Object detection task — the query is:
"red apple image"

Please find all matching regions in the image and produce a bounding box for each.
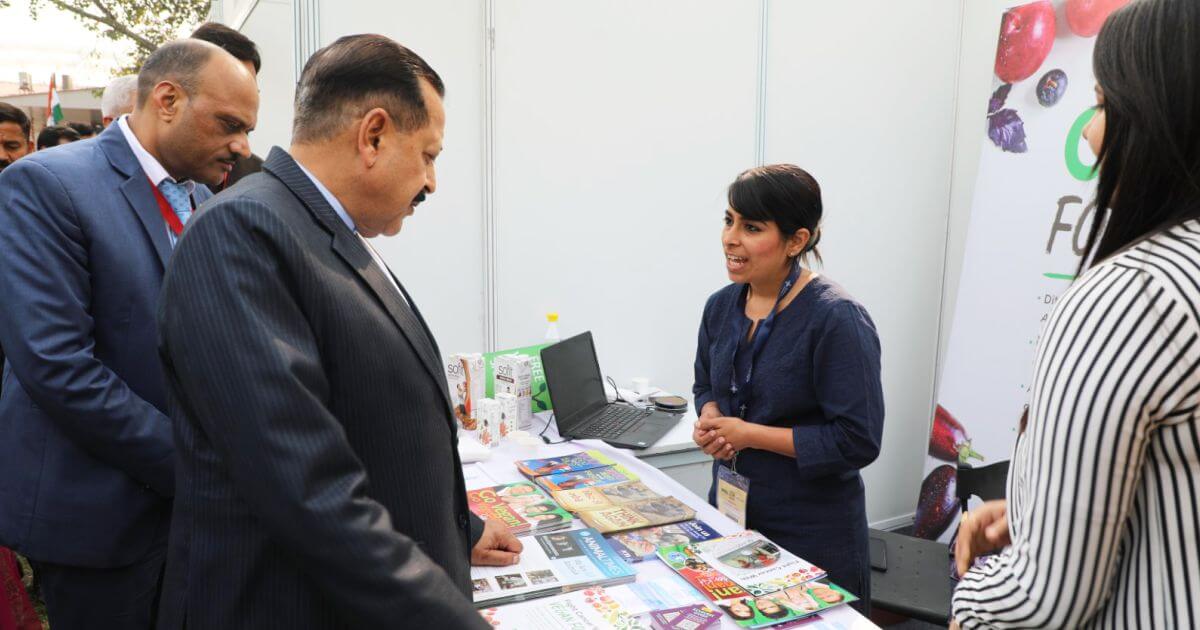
[994,1,1057,84]
[1067,0,1131,37]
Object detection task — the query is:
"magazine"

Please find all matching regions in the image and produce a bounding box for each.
[712,581,857,628]
[552,480,662,512]
[467,482,574,535]
[478,587,648,630]
[692,531,826,596]
[606,520,720,563]
[517,449,618,479]
[577,496,696,534]
[535,465,639,493]
[471,528,637,607]
[656,543,748,602]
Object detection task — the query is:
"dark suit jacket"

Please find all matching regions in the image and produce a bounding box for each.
[0,125,210,567]
[219,152,263,191]
[156,148,488,630]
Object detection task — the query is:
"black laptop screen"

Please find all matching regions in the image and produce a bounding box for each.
[540,331,607,433]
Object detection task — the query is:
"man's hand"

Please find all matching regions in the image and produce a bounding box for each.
[471,518,523,566]
[697,416,756,460]
[955,499,1010,577]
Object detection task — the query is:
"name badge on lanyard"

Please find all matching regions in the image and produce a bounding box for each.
[718,262,802,527]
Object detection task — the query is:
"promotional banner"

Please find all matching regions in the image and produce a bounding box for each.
[914,0,1129,542]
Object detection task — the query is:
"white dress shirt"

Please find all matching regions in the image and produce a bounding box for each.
[117,115,195,246]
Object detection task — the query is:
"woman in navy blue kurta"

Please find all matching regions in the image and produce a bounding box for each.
[693,165,884,613]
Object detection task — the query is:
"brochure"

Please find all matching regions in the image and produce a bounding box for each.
[517,449,618,479]
[606,520,721,563]
[471,528,637,607]
[692,531,826,596]
[656,543,748,602]
[478,587,647,630]
[577,496,696,534]
[552,480,662,512]
[535,465,639,493]
[713,581,857,628]
[467,481,574,535]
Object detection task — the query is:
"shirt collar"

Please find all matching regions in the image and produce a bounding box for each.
[116,115,195,195]
[294,159,356,233]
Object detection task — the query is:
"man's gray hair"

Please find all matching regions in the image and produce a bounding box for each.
[101,75,138,119]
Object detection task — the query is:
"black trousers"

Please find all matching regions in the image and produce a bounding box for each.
[31,539,166,630]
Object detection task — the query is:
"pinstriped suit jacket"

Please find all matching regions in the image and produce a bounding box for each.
[155,148,488,630]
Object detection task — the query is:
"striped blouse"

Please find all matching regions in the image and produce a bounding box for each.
[952,220,1200,628]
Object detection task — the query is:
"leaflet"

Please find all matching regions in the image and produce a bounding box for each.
[517,449,618,479]
[692,531,826,596]
[467,481,574,535]
[471,528,636,607]
[606,520,721,563]
[713,581,857,628]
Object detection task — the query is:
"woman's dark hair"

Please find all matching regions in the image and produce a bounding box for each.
[1079,0,1200,272]
[728,164,824,266]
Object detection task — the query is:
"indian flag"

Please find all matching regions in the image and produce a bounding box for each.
[46,74,63,126]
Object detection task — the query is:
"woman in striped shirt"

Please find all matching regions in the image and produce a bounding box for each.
[951,1,1200,627]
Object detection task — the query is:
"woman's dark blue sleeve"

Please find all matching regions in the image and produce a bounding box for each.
[693,295,717,414]
[792,302,884,479]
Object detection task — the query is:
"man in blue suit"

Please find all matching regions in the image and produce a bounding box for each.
[0,39,258,630]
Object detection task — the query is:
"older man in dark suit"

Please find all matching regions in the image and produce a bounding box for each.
[0,40,258,629]
[155,35,521,629]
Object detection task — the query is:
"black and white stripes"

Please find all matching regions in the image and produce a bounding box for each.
[953,220,1200,628]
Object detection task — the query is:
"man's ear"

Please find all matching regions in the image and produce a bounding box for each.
[357,108,390,168]
[151,81,187,122]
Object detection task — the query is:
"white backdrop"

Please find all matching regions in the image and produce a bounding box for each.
[223,0,982,527]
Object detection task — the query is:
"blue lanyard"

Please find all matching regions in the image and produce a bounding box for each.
[730,262,802,418]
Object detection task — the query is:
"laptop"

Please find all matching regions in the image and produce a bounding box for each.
[540,331,680,449]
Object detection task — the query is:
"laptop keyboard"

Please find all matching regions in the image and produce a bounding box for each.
[581,405,650,440]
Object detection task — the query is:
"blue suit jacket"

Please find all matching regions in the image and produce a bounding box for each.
[0,124,211,567]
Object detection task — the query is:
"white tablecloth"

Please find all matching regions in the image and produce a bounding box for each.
[464,436,878,629]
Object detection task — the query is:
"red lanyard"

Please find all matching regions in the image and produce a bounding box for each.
[147,177,187,236]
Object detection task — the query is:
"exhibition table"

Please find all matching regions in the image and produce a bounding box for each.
[462,435,879,629]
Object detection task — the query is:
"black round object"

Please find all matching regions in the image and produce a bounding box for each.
[650,395,688,413]
[1036,69,1068,107]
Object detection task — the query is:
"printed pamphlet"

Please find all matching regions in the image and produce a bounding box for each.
[471,528,636,607]
[693,531,826,596]
[606,520,720,563]
[467,482,574,535]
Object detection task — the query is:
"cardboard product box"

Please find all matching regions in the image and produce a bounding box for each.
[475,398,501,448]
[495,392,519,438]
[494,354,534,431]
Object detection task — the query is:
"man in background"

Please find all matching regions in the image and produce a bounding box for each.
[155,34,518,629]
[0,102,32,396]
[100,75,138,127]
[191,21,264,190]
[0,40,258,630]
[66,122,97,139]
[0,103,32,173]
[36,124,81,149]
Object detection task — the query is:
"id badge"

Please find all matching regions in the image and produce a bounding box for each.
[716,464,750,527]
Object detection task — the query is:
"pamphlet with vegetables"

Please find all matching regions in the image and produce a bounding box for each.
[691,531,825,596]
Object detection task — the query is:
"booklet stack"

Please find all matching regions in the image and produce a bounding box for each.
[517,450,642,493]
[467,481,575,534]
[517,451,697,534]
[657,531,857,628]
[471,528,637,608]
